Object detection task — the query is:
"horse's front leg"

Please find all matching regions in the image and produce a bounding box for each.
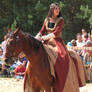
[45,87,57,92]
[45,88,51,92]
[52,87,57,92]
[31,87,41,92]
[31,80,41,92]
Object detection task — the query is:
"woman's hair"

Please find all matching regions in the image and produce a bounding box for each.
[47,2,62,18]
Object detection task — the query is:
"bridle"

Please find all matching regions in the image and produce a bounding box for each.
[5,35,20,61]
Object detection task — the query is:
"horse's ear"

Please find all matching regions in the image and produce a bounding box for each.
[14,27,20,36]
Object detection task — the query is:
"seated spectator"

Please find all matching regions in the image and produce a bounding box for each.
[0,48,3,59]
[82,28,87,40]
[14,62,26,79]
[71,39,76,46]
[8,27,12,33]
[67,42,72,47]
[76,33,85,47]
[1,35,8,54]
[82,32,89,57]
[88,33,91,40]
[67,39,76,51]
[82,31,88,43]
[0,48,3,72]
[76,33,85,60]
[0,47,10,77]
[0,35,12,77]
[18,52,28,68]
[9,52,28,77]
[83,40,92,82]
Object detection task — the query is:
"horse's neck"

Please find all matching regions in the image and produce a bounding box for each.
[24,43,49,66]
[20,34,49,67]
[21,37,41,62]
[25,48,45,70]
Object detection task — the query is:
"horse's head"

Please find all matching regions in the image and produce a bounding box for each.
[3,28,43,65]
[3,28,23,65]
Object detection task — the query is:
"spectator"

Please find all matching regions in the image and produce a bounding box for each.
[18,52,28,68]
[10,52,28,76]
[83,40,92,82]
[82,32,88,56]
[67,42,72,47]
[82,31,88,43]
[0,35,10,77]
[81,28,87,39]
[0,48,3,72]
[14,62,26,79]
[71,39,76,46]
[1,35,8,55]
[76,33,85,47]
[0,48,3,57]
[88,33,91,40]
[76,33,85,59]
[8,27,12,33]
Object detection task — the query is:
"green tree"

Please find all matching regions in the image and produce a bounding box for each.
[0,0,92,44]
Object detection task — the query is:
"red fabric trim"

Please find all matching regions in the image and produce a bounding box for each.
[54,38,69,92]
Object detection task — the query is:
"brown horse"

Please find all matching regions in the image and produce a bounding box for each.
[3,28,55,92]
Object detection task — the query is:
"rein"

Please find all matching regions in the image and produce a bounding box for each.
[6,36,18,59]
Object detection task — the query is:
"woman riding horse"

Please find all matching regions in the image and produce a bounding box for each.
[35,2,86,92]
[35,3,69,92]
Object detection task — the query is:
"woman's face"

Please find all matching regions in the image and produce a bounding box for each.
[53,5,60,18]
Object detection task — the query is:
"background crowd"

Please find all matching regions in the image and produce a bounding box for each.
[67,28,92,83]
[0,48,28,79]
[0,29,28,79]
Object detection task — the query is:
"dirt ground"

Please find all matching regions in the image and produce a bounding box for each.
[0,78,92,92]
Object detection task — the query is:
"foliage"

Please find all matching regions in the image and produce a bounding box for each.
[0,0,92,43]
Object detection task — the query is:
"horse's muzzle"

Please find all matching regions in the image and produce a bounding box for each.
[3,57,16,65]
[3,58,11,66]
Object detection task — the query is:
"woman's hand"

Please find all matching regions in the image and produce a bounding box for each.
[37,36,43,41]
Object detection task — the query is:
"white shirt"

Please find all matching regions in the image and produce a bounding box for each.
[76,40,85,47]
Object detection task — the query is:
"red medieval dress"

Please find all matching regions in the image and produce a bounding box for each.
[39,17,86,92]
[39,17,70,92]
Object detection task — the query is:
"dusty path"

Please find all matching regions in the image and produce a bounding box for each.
[0,78,92,92]
[0,78,23,92]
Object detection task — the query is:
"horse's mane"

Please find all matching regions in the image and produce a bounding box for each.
[28,33,44,52]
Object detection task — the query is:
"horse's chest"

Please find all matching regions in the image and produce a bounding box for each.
[29,66,43,79]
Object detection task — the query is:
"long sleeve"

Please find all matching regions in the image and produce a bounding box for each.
[53,18,64,36]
